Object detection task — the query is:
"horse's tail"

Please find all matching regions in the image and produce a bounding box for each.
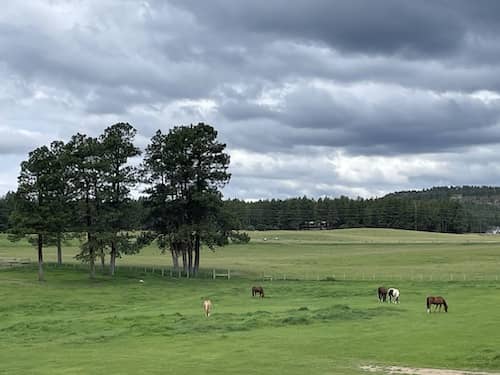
[426,297,431,312]
[442,298,448,312]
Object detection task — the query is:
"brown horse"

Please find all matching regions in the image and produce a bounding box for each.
[252,286,265,298]
[377,286,388,302]
[426,296,448,313]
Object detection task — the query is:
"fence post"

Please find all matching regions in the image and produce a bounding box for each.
[228,269,231,280]
[213,269,216,280]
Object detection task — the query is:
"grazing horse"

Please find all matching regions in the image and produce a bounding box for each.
[203,299,213,317]
[388,288,400,303]
[377,286,388,302]
[252,286,265,298]
[426,296,448,313]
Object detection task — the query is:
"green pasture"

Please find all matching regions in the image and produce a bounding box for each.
[1,228,500,280]
[1,229,500,374]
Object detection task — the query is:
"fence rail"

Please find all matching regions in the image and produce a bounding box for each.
[0,257,31,268]
[2,261,499,282]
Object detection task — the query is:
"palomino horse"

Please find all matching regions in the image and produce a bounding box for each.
[377,286,388,302]
[203,299,213,317]
[252,286,265,298]
[426,296,448,313]
[388,288,400,303]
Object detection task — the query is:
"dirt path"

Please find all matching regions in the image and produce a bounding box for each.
[361,365,500,375]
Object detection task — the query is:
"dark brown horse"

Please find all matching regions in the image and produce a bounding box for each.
[377,286,388,302]
[426,296,448,313]
[252,286,265,298]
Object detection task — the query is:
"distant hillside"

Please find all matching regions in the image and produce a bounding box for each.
[387,185,500,204]
[386,186,500,233]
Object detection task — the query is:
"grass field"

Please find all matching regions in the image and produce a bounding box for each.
[1,229,500,374]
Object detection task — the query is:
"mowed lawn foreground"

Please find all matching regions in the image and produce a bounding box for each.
[1,229,500,374]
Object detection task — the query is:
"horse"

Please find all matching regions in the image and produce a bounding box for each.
[252,286,265,298]
[377,286,388,302]
[203,299,213,317]
[426,296,448,313]
[388,288,400,303]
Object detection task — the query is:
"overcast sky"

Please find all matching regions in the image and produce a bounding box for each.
[2,1,500,200]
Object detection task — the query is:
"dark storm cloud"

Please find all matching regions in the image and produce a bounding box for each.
[2,1,500,198]
[171,0,500,58]
[217,82,500,154]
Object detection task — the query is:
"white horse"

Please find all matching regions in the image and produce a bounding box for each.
[203,299,213,317]
[388,288,400,303]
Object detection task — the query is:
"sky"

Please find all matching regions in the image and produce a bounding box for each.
[2,1,500,200]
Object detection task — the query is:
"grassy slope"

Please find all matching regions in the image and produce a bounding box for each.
[1,229,500,374]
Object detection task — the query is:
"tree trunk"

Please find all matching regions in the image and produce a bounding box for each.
[193,234,200,275]
[100,252,105,271]
[110,242,117,276]
[56,233,62,265]
[181,248,187,275]
[187,244,193,277]
[89,254,95,278]
[88,233,95,279]
[37,233,44,282]
[171,249,179,272]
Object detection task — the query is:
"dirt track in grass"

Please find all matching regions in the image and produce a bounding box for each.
[361,365,500,375]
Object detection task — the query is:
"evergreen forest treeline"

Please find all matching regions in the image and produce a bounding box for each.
[3,186,500,235]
